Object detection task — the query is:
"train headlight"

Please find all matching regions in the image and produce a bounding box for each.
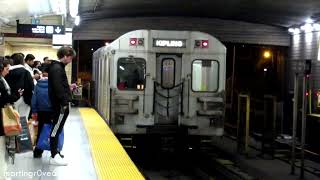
[138,38,144,45]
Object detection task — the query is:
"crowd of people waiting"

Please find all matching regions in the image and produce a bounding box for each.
[0,46,76,179]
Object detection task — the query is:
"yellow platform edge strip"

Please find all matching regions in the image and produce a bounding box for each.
[79,108,145,180]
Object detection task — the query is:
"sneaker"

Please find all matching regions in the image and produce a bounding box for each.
[49,154,68,166]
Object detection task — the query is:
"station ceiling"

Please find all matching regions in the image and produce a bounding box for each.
[0,1,319,29]
[78,0,320,27]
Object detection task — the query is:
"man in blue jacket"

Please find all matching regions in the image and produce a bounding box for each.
[48,46,76,166]
[31,64,53,158]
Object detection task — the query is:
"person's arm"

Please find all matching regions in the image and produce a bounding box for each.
[50,67,68,107]
[6,91,20,104]
[0,86,20,106]
[24,71,34,105]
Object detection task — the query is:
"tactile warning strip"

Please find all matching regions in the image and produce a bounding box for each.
[79,108,144,180]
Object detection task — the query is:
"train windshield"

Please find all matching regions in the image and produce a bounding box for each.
[117,57,146,91]
[161,58,175,88]
[192,59,219,92]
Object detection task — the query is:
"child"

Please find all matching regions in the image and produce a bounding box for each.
[31,64,53,158]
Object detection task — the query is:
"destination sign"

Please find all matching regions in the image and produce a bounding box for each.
[17,24,65,35]
[153,39,186,48]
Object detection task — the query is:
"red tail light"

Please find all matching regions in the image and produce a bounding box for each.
[201,40,209,48]
[195,40,209,48]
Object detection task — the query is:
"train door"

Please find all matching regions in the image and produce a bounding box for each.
[154,54,182,125]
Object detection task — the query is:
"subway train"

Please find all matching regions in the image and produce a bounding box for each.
[92,30,226,137]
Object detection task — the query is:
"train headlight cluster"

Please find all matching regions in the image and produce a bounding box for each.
[194,40,209,48]
[129,38,144,46]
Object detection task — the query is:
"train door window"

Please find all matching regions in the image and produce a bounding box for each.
[117,57,146,91]
[161,58,175,88]
[192,60,219,92]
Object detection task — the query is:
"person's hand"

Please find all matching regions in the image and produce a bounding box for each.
[70,83,77,91]
[18,88,24,96]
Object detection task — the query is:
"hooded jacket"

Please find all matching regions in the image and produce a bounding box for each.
[48,61,72,109]
[5,65,34,105]
[31,78,53,113]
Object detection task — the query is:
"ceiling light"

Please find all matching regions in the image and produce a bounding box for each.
[313,23,320,31]
[303,23,313,33]
[69,0,79,18]
[74,15,80,26]
[293,28,300,34]
[28,0,51,15]
[263,51,271,58]
[49,0,67,16]
[306,18,313,24]
[288,28,299,34]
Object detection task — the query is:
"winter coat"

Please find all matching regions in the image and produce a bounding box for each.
[48,61,72,109]
[31,78,53,113]
[5,65,34,105]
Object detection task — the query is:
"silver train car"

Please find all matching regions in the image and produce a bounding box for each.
[93,30,226,136]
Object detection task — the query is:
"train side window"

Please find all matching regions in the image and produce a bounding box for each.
[117,57,146,91]
[161,58,175,88]
[192,60,219,92]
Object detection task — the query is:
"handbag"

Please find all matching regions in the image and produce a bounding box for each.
[2,105,21,136]
[36,123,64,151]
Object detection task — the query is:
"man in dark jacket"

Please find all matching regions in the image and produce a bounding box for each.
[48,46,75,166]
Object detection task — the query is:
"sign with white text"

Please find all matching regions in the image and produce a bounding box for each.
[17,24,65,35]
[153,39,186,48]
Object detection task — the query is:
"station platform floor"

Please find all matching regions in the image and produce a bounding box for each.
[211,135,320,180]
[4,108,144,180]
